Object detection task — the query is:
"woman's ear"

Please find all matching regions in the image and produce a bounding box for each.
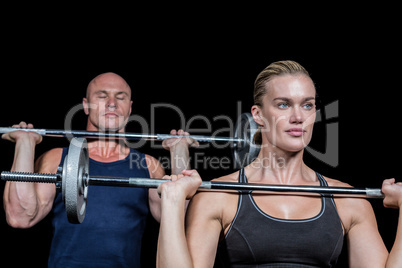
[251,105,264,126]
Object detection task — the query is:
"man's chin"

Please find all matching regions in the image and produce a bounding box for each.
[98,126,122,133]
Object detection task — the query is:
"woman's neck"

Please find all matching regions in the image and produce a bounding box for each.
[247,144,315,185]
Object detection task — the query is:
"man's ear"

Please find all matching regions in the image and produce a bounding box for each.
[83,98,89,115]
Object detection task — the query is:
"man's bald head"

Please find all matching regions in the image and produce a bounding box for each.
[83,72,133,132]
[86,72,131,99]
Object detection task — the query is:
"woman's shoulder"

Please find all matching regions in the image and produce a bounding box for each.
[319,173,376,230]
[211,170,240,183]
[319,173,353,188]
[190,170,240,206]
[187,171,241,227]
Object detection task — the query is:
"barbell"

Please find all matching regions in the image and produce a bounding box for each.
[0,113,260,169]
[1,137,384,224]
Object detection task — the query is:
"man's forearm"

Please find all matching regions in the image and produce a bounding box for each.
[4,138,39,227]
[170,144,190,175]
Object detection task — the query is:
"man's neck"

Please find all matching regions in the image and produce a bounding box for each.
[87,139,130,162]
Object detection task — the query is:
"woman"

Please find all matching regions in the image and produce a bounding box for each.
[156,61,402,267]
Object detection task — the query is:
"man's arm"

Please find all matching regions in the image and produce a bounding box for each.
[146,154,166,223]
[2,123,59,228]
[148,129,197,222]
[162,129,198,174]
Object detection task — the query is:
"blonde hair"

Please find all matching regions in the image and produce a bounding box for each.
[253,60,312,144]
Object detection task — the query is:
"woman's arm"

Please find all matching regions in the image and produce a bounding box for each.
[382,178,402,268]
[345,178,402,268]
[344,197,388,268]
[157,170,224,268]
[156,170,202,268]
[185,190,226,267]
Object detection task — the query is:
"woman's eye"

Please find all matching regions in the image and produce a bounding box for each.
[278,103,289,109]
[303,103,314,109]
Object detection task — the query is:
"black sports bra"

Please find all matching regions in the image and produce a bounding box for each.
[215,169,344,267]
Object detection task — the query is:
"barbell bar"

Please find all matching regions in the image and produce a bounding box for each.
[1,138,384,224]
[0,127,243,143]
[0,113,260,169]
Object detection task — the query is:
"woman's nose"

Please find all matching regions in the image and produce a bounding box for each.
[290,107,303,124]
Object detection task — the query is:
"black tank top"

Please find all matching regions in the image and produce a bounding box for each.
[216,169,344,268]
[48,148,150,268]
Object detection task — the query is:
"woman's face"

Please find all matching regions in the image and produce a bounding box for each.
[252,74,316,153]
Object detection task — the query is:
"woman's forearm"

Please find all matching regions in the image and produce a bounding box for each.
[386,209,402,268]
[157,193,193,268]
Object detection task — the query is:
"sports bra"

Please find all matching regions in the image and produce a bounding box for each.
[215,169,344,267]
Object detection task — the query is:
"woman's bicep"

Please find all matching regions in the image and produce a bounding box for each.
[347,199,388,268]
[185,192,223,268]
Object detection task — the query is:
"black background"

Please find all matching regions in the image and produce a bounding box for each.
[1,11,401,267]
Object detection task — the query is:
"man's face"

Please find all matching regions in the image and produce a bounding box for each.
[83,74,132,132]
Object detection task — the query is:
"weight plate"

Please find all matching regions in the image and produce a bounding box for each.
[233,113,260,169]
[62,138,89,224]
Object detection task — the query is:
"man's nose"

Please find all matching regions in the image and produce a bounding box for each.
[107,98,116,109]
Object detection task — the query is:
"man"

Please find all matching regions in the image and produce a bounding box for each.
[2,72,195,267]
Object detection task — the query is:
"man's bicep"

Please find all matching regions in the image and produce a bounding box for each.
[145,154,165,179]
[145,154,165,222]
[35,148,63,173]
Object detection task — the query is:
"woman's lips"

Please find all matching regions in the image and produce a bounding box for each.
[285,128,306,137]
